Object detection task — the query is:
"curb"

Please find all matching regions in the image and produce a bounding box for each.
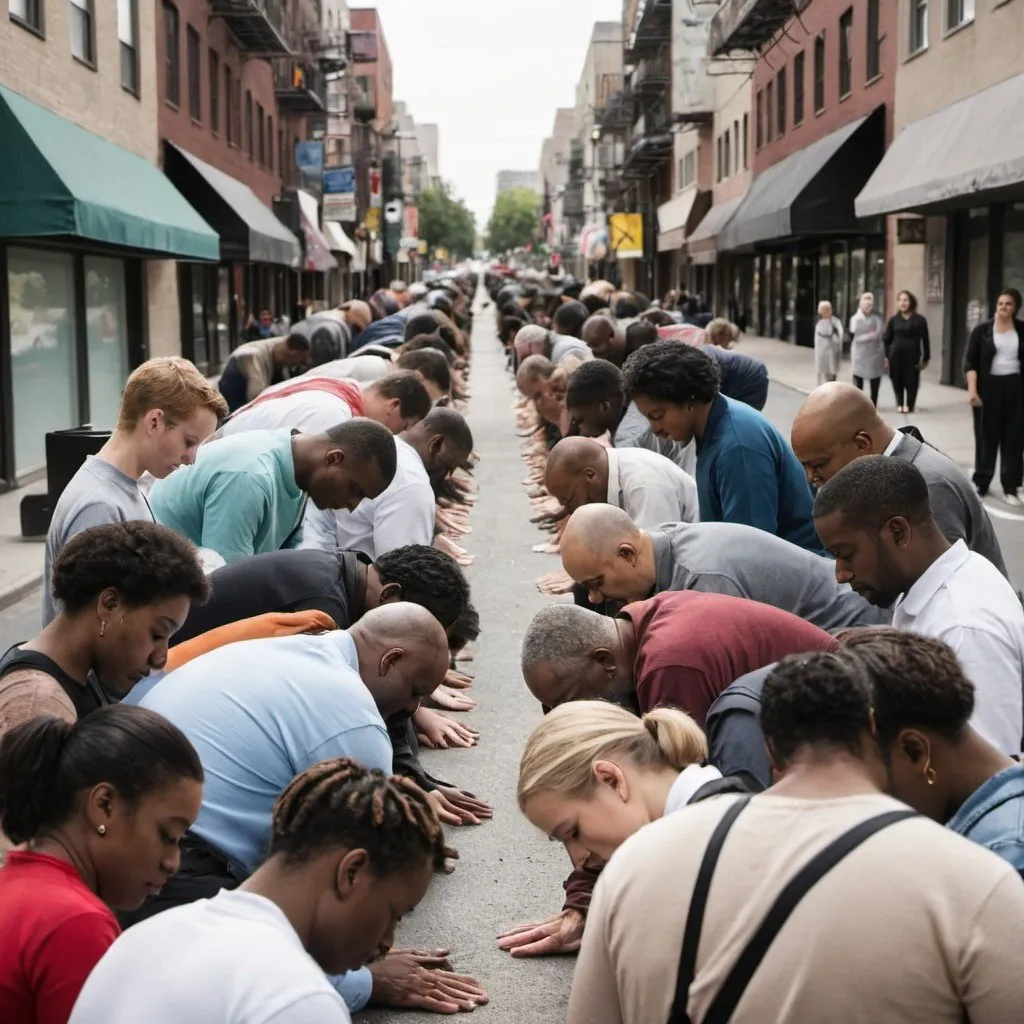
[0,572,42,613]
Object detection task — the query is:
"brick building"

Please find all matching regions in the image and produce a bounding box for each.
[0,0,218,487]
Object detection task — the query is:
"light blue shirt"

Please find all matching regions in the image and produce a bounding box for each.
[139,629,390,1012]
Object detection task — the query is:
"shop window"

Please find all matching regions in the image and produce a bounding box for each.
[909,0,928,55]
[793,51,805,125]
[10,0,44,36]
[118,0,139,95]
[945,0,974,31]
[839,8,853,98]
[776,67,786,136]
[833,247,849,326]
[187,25,201,121]
[163,1,180,106]
[964,208,990,335]
[69,0,94,66]
[866,249,886,320]
[85,257,129,431]
[814,32,826,113]
[8,248,80,474]
[1003,204,1024,307]
[866,0,881,79]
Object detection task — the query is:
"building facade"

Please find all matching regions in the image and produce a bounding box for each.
[856,0,1024,385]
[540,108,576,252]
[496,170,543,197]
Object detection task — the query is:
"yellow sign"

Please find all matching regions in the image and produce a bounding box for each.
[365,207,381,233]
[435,247,449,261]
[609,212,643,260]
[418,239,429,255]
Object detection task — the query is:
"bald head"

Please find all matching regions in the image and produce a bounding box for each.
[791,382,895,488]
[544,437,609,512]
[560,505,654,603]
[514,324,550,359]
[582,314,626,366]
[348,603,449,719]
[340,299,373,332]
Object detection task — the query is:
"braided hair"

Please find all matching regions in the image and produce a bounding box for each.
[270,758,450,874]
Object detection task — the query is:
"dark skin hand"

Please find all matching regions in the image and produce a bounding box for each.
[430,785,493,826]
[497,909,585,957]
[369,949,489,1013]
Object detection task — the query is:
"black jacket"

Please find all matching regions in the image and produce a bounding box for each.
[963,317,1024,393]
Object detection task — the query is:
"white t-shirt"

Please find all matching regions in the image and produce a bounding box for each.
[991,328,1020,376]
[217,385,356,437]
[69,889,351,1024]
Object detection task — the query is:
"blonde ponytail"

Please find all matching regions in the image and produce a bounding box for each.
[517,700,707,810]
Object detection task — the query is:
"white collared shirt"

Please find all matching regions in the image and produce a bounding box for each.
[606,446,700,530]
[893,540,1024,753]
[881,431,902,457]
[664,764,724,815]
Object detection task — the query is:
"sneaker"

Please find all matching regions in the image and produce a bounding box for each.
[1004,493,1022,507]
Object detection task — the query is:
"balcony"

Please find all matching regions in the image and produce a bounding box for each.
[627,0,672,59]
[634,51,671,97]
[210,0,291,56]
[596,76,633,136]
[622,114,673,178]
[274,59,326,113]
[708,0,810,57]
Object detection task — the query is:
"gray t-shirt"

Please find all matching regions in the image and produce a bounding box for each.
[651,522,891,632]
[614,402,697,476]
[549,335,592,365]
[43,456,154,626]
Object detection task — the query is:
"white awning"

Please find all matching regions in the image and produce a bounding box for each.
[295,189,338,272]
[324,220,358,259]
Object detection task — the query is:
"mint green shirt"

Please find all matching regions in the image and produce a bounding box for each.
[150,429,307,564]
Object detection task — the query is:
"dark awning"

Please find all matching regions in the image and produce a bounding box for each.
[718,107,885,252]
[856,72,1024,217]
[685,193,746,263]
[0,85,218,259]
[163,142,300,267]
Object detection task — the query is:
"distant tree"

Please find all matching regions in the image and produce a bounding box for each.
[417,182,478,260]
[486,187,540,254]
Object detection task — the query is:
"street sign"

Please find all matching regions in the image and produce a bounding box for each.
[610,212,643,260]
[384,200,403,225]
[323,165,356,223]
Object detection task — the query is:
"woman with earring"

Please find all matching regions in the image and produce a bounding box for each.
[0,705,204,1023]
[843,628,1024,874]
[883,289,930,413]
[0,522,209,739]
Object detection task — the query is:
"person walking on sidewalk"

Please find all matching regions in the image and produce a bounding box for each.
[813,301,844,386]
[884,290,931,413]
[964,288,1024,504]
[849,292,885,405]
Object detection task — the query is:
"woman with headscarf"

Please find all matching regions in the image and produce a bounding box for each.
[849,292,885,406]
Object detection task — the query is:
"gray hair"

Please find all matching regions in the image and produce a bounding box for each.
[521,604,616,683]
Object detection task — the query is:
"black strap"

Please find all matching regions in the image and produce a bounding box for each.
[668,796,752,1023]
[0,644,111,720]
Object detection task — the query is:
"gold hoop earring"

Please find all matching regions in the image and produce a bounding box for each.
[99,620,106,638]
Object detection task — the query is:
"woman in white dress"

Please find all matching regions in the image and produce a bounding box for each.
[849,292,886,406]
[814,300,844,386]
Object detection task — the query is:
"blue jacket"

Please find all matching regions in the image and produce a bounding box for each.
[946,765,1024,876]
[349,311,407,351]
[705,347,769,411]
[696,394,823,553]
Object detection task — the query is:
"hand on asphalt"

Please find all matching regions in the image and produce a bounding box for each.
[497,909,585,957]
[368,949,488,1013]
[414,707,480,749]
[536,569,575,595]
[426,684,477,712]
[431,785,493,826]
[444,667,475,689]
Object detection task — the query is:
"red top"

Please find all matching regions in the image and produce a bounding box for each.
[242,376,365,417]
[621,591,837,727]
[0,851,120,1024]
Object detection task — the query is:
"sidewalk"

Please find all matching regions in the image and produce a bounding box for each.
[0,479,46,612]
[740,333,977,472]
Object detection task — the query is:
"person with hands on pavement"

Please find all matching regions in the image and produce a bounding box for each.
[70,757,488,1023]
[0,705,204,1024]
[499,701,732,959]
[582,313,627,365]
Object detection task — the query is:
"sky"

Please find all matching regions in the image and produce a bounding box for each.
[361,0,624,230]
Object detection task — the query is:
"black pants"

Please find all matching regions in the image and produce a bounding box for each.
[217,358,249,413]
[888,344,920,411]
[853,375,881,405]
[973,374,1024,495]
[117,834,243,930]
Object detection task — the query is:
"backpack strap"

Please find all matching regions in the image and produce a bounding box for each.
[667,795,752,1024]
[700,809,918,1024]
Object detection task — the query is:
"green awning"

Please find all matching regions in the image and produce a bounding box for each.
[0,85,219,260]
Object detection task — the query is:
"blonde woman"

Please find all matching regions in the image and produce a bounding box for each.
[705,318,741,349]
[498,701,747,958]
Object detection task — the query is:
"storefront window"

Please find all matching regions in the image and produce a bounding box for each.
[8,248,80,474]
[85,257,128,430]
[866,249,886,319]
[964,208,989,335]
[817,251,832,308]
[191,264,210,370]
[833,248,849,327]
[215,266,231,371]
[752,258,762,334]
[850,248,866,315]
[1003,203,1024,304]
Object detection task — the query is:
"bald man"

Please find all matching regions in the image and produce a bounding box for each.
[791,382,1007,577]
[559,504,889,631]
[517,354,570,429]
[582,314,627,365]
[514,324,591,366]
[544,436,698,529]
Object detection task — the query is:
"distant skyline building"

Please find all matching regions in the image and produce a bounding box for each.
[496,169,543,197]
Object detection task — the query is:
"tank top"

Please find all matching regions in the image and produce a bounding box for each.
[0,645,112,721]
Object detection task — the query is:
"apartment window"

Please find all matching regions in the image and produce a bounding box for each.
[678,149,695,188]
[909,0,928,54]
[945,0,973,31]
[732,119,740,174]
[279,128,285,176]
[224,67,234,144]
[69,0,94,65]
[10,0,44,36]
[268,116,274,171]
[245,90,254,160]
[776,68,787,136]
[793,51,805,124]
[118,0,138,94]
[209,50,219,132]
[755,89,764,148]
[234,80,242,146]
[186,26,201,121]
[163,2,180,107]
[256,103,265,166]
[723,131,731,179]
[716,135,723,182]
[814,32,826,113]
[866,0,881,79]
[742,112,749,168]
[766,80,774,142]
[839,8,853,97]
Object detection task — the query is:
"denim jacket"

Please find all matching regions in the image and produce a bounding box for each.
[946,765,1024,876]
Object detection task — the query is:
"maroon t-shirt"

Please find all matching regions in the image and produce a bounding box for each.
[621,590,838,726]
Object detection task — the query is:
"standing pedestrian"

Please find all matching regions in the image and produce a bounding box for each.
[849,292,885,405]
[964,288,1024,504]
[813,301,844,386]
[884,290,931,413]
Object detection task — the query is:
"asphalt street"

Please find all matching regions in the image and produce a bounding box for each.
[5,312,1024,1022]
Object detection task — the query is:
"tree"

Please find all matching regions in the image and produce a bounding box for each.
[486,187,541,254]
[417,182,478,260]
